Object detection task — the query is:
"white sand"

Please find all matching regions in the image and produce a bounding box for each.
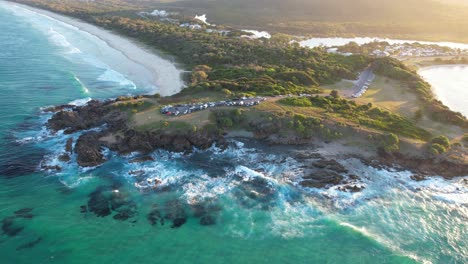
[7,1,184,96]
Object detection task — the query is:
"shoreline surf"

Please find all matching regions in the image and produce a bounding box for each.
[1,0,184,97]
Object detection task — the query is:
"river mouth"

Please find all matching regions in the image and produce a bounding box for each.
[418,65,468,117]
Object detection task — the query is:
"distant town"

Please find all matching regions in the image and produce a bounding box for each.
[333,41,468,58]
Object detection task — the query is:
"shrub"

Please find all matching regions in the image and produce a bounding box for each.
[430,143,447,154]
[279,97,312,107]
[219,117,233,128]
[431,135,450,149]
[380,133,400,153]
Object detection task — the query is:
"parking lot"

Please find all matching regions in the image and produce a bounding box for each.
[350,67,375,98]
[160,97,266,116]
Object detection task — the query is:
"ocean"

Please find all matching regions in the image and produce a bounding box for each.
[0,2,467,264]
[419,65,468,117]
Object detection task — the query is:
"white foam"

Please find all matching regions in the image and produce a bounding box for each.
[47,27,81,54]
[97,69,137,89]
[68,97,92,106]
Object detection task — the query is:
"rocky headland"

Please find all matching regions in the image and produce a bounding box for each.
[44,98,468,188]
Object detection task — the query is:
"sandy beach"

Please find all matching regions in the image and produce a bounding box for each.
[5,1,184,96]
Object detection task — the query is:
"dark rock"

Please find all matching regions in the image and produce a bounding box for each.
[2,216,24,237]
[190,201,222,218]
[40,165,62,171]
[348,174,360,180]
[374,151,468,179]
[171,136,192,152]
[75,132,106,167]
[312,159,348,173]
[79,205,87,213]
[164,200,187,221]
[42,104,74,113]
[339,185,365,192]
[58,154,71,162]
[411,174,426,181]
[129,156,154,163]
[14,208,33,215]
[199,215,216,226]
[234,176,277,209]
[148,207,163,226]
[113,208,136,221]
[87,186,112,217]
[47,100,112,134]
[16,237,42,251]
[295,152,323,160]
[65,138,73,153]
[301,170,344,188]
[171,218,187,228]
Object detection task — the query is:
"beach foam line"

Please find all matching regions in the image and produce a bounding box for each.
[3,1,184,96]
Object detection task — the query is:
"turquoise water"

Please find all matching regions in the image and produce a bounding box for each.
[0,2,467,264]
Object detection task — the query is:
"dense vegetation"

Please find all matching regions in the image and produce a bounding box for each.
[279,95,432,140]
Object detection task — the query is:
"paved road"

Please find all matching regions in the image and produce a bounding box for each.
[349,67,375,98]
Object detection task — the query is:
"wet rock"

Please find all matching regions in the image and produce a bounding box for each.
[312,159,348,174]
[75,132,106,167]
[65,138,73,153]
[47,100,111,134]
[234,176,277,209]
[113,208,137,221]
[348,174,360,180]
[295,152,323,160]
[40,165,62,171]
[42,104,74,113]
[148,206,164,226]
[86,187,137,220]
[47,111,82,133]
[16,237,42,251]
[199,215,216,226]
[14,208,33,216]
[2,216,24,237]
[171,218,187,228]
[129,156,154,163]
[79,205,87,213]
[190,201,222,218]
[171,136,192,152]
[128,170,145,177]
[87,187,112,217]
[58,154,71,162]
[410,174,426,182]
[164,200,187,228]
[339,185,365,193]
[301,170,344,188]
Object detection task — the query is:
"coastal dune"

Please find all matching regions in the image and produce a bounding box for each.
[6,1,184,96]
